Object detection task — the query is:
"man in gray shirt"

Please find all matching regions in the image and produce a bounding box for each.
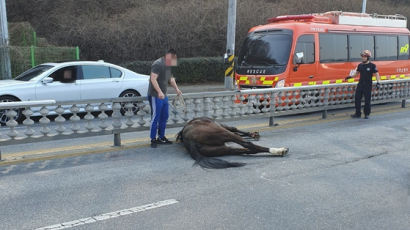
[148,49,182,148]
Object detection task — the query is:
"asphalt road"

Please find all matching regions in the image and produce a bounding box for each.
[0,106,409,230]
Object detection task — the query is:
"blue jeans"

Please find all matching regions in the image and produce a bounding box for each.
[148,95,169,140]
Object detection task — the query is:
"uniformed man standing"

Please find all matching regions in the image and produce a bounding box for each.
[346,50,381,119]
[148,49,182,148]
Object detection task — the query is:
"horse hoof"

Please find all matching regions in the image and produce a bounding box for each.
[269,147,288,156]
[281,148,289,157]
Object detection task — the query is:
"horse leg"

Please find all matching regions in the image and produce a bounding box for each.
[241,141,288,156]
[222,132,288,156]
[198,145,260,157]
[220,124,260,140]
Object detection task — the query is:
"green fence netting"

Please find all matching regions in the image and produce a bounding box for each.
[10,46,80,78]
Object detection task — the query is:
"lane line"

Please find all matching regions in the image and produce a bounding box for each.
[2,137,148,159]
[35,199,179,230]
[0,143,150,166]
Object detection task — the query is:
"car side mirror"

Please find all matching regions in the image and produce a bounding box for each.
[295,52,304,64]
[42,77,54,84]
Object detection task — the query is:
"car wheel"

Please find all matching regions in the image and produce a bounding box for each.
[0,96,23,126]
[119,90,142,115]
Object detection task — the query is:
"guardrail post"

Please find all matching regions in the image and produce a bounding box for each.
[322,109,328,119]
[0,149,2,161]
[112,102,122,147]
[322,88,329,119]
[114,133,121,147]
[269,116,275,127]
[402,99,406,108]
[269,92,277,126]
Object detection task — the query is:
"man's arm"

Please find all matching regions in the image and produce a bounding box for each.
[346,69,360,80]
[351,71,360,78]
[150,72,165,99]
[374,72,380,83]
[374,71,381,89]
[169,77,182,95]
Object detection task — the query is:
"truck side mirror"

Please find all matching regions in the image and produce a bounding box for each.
[293,52,304,72]
[295,52,304,64]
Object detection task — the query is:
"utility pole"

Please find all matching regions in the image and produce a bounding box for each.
[362,0,367,13]
[0,0,11,80]
[224,0,236,90]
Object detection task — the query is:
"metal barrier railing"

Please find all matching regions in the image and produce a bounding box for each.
[1,79,409,160]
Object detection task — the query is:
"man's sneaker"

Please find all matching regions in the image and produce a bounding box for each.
[364,115,369,119]
[151,139,159,148]
[351,114,361,118]
[158,137,172,144]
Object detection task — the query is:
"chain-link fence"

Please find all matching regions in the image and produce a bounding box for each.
[9,45,80,78]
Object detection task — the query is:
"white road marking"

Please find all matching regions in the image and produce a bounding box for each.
[35,199,179,230]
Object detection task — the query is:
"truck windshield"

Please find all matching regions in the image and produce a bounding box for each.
[238,33,292,66]
[14,65,53,81]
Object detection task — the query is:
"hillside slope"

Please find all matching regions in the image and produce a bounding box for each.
[6,0,410,63]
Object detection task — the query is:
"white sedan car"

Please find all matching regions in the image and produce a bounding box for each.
[0,61,149,125]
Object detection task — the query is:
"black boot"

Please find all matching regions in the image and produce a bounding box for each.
[351,114,361,118]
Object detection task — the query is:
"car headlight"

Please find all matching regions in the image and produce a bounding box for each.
[275,79,285,88]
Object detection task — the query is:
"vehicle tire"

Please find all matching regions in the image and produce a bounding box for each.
[119,90,142,115]
[0,95,23,126]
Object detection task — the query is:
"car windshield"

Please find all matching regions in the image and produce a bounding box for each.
[14,65,53,81]
[238,33,292,66]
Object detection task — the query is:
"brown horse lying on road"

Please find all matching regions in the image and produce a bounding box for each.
[176,117,289,169]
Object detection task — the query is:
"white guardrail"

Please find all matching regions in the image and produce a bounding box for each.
[1,79,410,160]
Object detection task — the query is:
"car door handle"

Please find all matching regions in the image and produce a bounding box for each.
[308,75,314,79]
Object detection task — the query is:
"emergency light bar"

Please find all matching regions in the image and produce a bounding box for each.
[268,11,408,28]
[268,15,314,23]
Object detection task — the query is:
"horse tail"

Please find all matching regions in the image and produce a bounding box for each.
[186,141,245,169]
[176,128,184,142]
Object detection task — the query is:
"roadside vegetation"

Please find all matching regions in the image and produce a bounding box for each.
[6,0,409,81]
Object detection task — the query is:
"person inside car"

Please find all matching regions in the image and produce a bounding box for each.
[61,69,74,83]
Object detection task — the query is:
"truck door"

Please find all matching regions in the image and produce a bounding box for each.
[290,34,317,86]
